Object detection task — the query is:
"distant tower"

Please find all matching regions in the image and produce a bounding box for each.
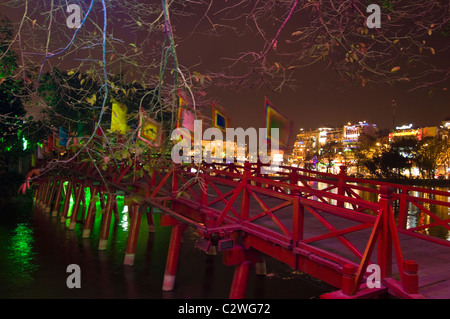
[392,99,396,131]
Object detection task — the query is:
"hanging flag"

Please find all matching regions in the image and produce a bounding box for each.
[111,99,129,134]
[176,107,195,134]
[93,118,104,137]
[264,97,292,149]
[212,103,229,133]
[59,126,68,147]
[53,131,63,150]
[138,107,163,147]
[178,89,190,107]
[48,135,54,152]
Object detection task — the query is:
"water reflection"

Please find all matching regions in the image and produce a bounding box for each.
[7,223,38,289]
[0,198,333,298]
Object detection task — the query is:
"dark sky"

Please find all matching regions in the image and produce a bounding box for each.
[1,1,448,134]
[173,4,449,133]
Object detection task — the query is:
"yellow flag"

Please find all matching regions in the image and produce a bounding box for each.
[111,99,128,134]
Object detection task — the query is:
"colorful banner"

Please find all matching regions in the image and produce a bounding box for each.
[111,99,128,134]
[177,107,195,133]
[138,108,163,147]
[212,103,228,133]
[48,135,54,152]
[93,118,104,137]
[53,131,63,150]
[59,126,68,147]
[264,97,292,149]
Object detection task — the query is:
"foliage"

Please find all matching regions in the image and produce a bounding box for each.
[0,16,27,155]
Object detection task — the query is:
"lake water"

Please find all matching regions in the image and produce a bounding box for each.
[0,198,332,299]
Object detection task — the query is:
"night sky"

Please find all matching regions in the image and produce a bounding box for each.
[1,1,448,134]
[175,10,449,133]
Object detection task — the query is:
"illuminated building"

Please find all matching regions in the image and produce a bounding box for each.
[343,121,377,149]
[291,126,343,164]
[388,124,438,142]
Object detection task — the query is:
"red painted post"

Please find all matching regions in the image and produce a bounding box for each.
[45,179,57,213]
[229,261,251,299]
[124,205,142,265]
[60,180,73,223]
[341,263,357,296]
[397,189,408,230]
[290,170,299,195]
[40,179,51,210]
[146,206,155,232]
[34,182,42,205]
[69,183,84,230]
[378,185,393,279]
[52,180,64,217]
[292,197,304,244]
[82,185,98,238]
[402,260,419,294]
[200,177,208,207]
[98,194,114,250]
[337,165,347,208]
[162,223,186,291]
[240,162,251,221]
[37,180,45,209]
[172,166,178,198]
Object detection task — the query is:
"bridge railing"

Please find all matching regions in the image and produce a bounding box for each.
[204,161,450,248]
[33,150,442,297]
[163,162,420,297]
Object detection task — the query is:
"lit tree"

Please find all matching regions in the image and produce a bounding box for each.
[0,15,27,154]
[0,0,448,178]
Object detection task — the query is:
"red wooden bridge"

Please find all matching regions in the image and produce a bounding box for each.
[31,153,450,299]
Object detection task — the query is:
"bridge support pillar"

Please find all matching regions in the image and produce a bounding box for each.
[98,194,115,250]
[223,244,259,299]
[162,222,186,291]
[229,261,251,299]
[45,180,57,213]
[82,186,98,238]
[60,181,73,223]
[124,205,142,266]
[147,207,155,232]
[41,180,50,211]
[69,183,84,230]
[52,180,64,217]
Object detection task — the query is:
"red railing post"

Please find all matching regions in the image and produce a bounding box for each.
[290,170,299,196]
[402,260,419,294]
[397,189,409,230]
[337,165,347,208]
[172,166,178,198]
[292,197,304,243]
[240,162,252,221]
[341,264,357,296]
[378,185,393,279]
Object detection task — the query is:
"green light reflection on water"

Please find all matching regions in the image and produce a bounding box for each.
[7,222,38,288]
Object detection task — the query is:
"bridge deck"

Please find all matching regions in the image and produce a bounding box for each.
[201,184,450,299]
